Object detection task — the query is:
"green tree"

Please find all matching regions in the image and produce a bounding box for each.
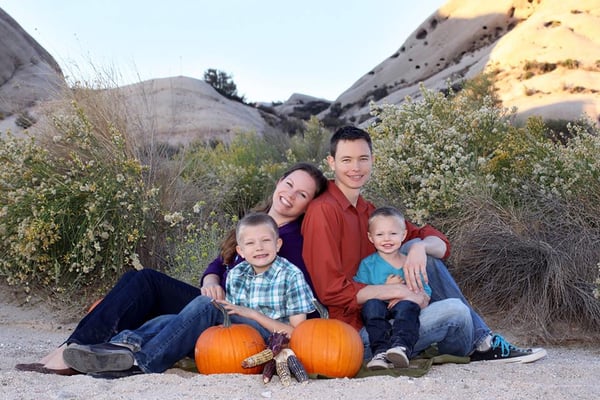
[203,68,245,102]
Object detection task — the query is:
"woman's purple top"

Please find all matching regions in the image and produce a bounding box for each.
[200,218,316,294]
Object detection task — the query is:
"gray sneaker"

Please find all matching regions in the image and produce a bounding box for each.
[386,346,409,368]
[366,352,393,370]
[63,343,134,373]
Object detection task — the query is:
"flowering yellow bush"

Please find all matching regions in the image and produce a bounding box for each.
[0,104,158,295]
[367,84,505,223]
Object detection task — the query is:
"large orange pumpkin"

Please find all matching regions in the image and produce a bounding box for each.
[289,302,363,378]
[194,301,266,375]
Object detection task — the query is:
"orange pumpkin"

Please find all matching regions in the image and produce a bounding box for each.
[194,301,266,374]
[289,301,364,378]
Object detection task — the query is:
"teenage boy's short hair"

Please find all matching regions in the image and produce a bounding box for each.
[368,206,406,231]
[329,126,373,157]
[235,212,279,242]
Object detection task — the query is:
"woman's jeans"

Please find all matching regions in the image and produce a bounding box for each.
[360,298,473,359]
[110,295,271,373]
[67,269,201,346]
[401,239,491,350]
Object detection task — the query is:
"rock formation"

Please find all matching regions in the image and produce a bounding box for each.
[331,0,600,126]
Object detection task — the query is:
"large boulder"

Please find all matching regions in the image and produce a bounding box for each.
[0,8,65,132]
[116,76,269,146]
[332,0,600,126]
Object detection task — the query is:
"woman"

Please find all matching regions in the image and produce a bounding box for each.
[16,162,328,375]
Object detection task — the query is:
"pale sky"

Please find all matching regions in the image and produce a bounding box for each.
[2,0,447,103]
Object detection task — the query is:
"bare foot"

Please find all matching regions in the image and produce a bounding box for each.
[41,344,69,369]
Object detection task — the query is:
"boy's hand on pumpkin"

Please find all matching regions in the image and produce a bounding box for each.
[219,301,256,319]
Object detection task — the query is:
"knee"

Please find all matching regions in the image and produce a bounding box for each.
[134,268,166,286]
[184,295,213,314]
[443,298,470,324]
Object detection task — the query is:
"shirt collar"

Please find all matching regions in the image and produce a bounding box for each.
[239,256,282,280]
[326,180,369,213]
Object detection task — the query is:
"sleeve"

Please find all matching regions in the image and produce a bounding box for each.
[302,202,366,320]
[404,220,451,259]
[284,268,316,316]
[353,258,372,284]
[199,256,228,289]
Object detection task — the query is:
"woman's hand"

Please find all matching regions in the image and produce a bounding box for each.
[200,274,225,300]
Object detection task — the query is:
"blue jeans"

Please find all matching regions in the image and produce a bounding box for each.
[110,295,271,373]
[362,299,420,357]
[360,298,473,359]
[67,269,201,346]
[401,239,491,350]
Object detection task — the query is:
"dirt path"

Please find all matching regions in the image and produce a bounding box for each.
[1,287,598,400]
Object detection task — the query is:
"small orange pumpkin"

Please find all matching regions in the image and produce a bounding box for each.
[289,301,364,378]
[194,300,266,374]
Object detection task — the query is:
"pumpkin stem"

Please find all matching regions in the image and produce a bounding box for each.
[312,299,329,319]
[211,299,231,327]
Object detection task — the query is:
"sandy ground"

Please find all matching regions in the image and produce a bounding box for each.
[1,287,599,400]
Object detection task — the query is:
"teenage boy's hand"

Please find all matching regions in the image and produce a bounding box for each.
[403,242,429,292]
[388,286,430,309]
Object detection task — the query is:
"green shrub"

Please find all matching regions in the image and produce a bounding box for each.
[287,116,331,165]
[0,103,158,297]
[367,83,507,223]
[165,201,234,285]
[15,111,36,129]
[181,131,288,218]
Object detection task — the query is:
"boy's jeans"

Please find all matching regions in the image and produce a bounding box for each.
[362,299,420,357]
[360,298,473,359]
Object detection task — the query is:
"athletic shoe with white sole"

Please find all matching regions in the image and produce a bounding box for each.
[469,334,547,364]
[386,346,410,368]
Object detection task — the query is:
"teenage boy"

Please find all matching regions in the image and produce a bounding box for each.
[301,125,546,363]
[63,212,315,376]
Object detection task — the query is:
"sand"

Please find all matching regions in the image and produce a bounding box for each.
[1,286,598,400]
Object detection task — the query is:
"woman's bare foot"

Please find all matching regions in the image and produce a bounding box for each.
[41,344,69,369]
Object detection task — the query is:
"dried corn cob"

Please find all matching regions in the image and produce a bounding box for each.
[262,359,276,384]
[274,349,293,386]
[267,331,290,357]
[287,353,309,383]
[242,348,274,368]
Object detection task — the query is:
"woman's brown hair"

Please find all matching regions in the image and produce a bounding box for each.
[219,162,327,265]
